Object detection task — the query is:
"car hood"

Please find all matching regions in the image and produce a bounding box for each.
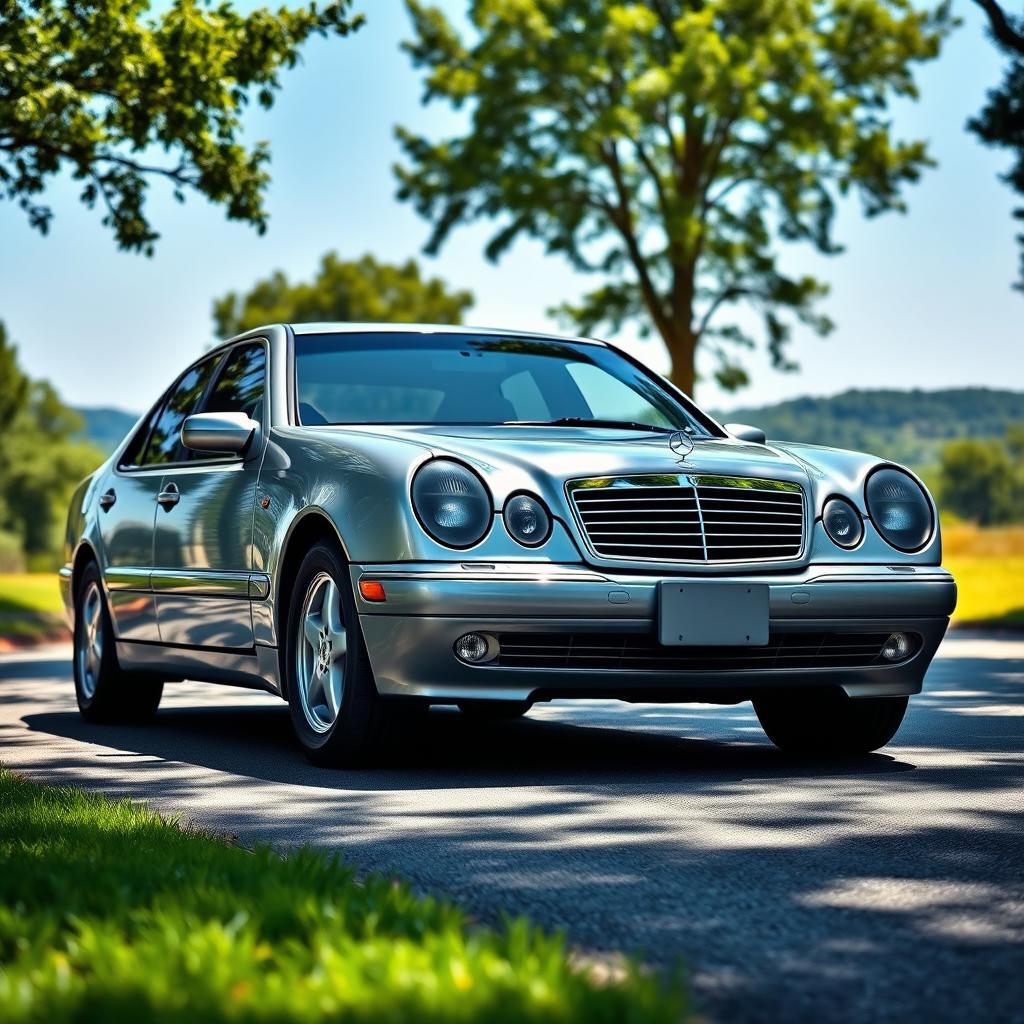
[294,424,885,508]
[381,425,856,490]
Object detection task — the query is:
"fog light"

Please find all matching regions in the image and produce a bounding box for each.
[454,633,491,664]
[881,632,911,662]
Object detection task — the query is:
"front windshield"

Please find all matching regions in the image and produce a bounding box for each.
[294,332,715,434]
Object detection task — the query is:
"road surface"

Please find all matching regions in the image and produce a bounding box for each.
[1,634,1022,1022]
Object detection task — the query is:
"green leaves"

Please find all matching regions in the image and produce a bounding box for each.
[397,0,952,394]
[0,770,687,1023]
[968,2,1024,291]
[0,323,103,568]
[0,0,363,253]
[212,252,474,336]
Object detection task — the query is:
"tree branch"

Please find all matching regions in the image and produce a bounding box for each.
[972,0,1024,54]
[599,140,672,338]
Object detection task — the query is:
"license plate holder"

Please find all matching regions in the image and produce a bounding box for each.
[658,582,769,646]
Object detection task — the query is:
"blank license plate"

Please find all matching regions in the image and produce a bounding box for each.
[658,582,769,647]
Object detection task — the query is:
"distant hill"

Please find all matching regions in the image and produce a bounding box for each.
[74,387,1024,466]
[712,388,1024,468]
[74,407,139,455]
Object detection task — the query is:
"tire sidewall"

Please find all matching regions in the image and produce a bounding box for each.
[73,563,113,715]
[283,542,375,758]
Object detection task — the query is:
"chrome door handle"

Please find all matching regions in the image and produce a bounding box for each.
[156,483,180,509]
[98,488,116,512]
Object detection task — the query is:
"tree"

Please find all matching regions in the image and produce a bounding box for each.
[396,0,951,396]
[937,432,1024,525]
[212,252,474,335]
[0,321,103,567]
[969,1,1024,291]
[0,0,362,254]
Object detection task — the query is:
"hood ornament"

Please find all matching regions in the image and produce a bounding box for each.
[669,429,694,463]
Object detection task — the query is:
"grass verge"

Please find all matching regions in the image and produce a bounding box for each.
[0,574,65,643]
[0,770,685,1023]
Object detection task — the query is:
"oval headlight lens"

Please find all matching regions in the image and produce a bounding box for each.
[866,467,933,551]
[504,493,551,547]
[412,459,492,548]
[822,497,864,549]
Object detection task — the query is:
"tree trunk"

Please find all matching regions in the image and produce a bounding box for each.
[662,323,698,398]
[656,256,700,398]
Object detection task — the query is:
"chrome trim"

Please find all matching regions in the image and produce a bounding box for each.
[566,474,807,568]
[351,562,957,620]
[104,567,152,591]
[150,570,253,597]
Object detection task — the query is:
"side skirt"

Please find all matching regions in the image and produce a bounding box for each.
[116,640,282,697]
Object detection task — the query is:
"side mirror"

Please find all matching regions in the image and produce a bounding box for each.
[724,422,767,445]
[181,412,257,456]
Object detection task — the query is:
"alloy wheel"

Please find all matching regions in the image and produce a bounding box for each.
[77,581,104,700]
[295,571,348,733]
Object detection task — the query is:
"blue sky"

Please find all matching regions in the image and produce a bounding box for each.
[0,0,1021,415]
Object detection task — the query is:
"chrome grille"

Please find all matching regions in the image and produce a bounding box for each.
[568,475,805,564]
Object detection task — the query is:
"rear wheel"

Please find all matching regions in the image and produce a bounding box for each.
[457,700,531,720]
[73,563,163,722]
[753,691,908,755]
[284,542,396,767]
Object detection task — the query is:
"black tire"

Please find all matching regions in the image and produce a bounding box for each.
[283,541,395,767]
[73,562,163,722]
[457,700,532,720]
[753,690,909,755]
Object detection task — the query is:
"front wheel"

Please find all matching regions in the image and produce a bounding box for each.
[753,691,908,755]
[73,563,163,722]
[284,542,395,767]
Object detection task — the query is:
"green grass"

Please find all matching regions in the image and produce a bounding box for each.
[0,770,685,1023]
[0,574,65,642]
[0,574,62,617]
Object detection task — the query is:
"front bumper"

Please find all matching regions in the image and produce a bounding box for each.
[351,562,956,703]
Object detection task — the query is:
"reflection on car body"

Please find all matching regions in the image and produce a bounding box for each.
[61,325,957,765]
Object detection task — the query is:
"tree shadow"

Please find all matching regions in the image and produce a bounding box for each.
[9,646,1024,1023]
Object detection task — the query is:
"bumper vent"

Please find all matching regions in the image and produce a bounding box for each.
[495,632,920,671]
[569,474,805,564]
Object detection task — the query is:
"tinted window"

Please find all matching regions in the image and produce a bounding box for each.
[202,343,265,422]
[294,333,710,433]
[119,404,162,468]
[143,357,219,466]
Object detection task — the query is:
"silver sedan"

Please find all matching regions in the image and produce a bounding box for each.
[60,324,956,765]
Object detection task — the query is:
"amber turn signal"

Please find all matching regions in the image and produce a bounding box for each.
[358,579,387,602]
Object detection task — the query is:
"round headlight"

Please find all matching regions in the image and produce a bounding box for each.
[504,493,551,547]
[412,459,492,549]
[822,497,864,549]
[865,467,933,552]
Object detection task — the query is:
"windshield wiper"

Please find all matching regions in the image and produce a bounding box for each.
[504,417,676,433]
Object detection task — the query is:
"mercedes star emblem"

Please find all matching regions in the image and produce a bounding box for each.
[669,430,695,462]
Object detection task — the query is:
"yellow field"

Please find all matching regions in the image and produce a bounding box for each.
[942,524,1024,627]
[0,527,1021,638]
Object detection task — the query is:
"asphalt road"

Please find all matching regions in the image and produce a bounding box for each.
[2,635,1022,1023]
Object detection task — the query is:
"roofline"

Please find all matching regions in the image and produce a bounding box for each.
[284,322,607,345]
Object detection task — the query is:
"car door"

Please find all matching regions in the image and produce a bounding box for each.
[95,401,167,641]
[151,341,267,650]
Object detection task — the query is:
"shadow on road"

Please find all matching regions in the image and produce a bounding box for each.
[9,648,1024,1023]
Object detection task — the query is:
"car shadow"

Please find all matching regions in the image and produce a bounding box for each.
[22,695,926,792]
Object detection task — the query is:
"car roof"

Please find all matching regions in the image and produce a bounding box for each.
[286,322,606,345]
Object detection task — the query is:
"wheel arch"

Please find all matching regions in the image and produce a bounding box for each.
[274,508,351,694]
[71,540,101,601]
